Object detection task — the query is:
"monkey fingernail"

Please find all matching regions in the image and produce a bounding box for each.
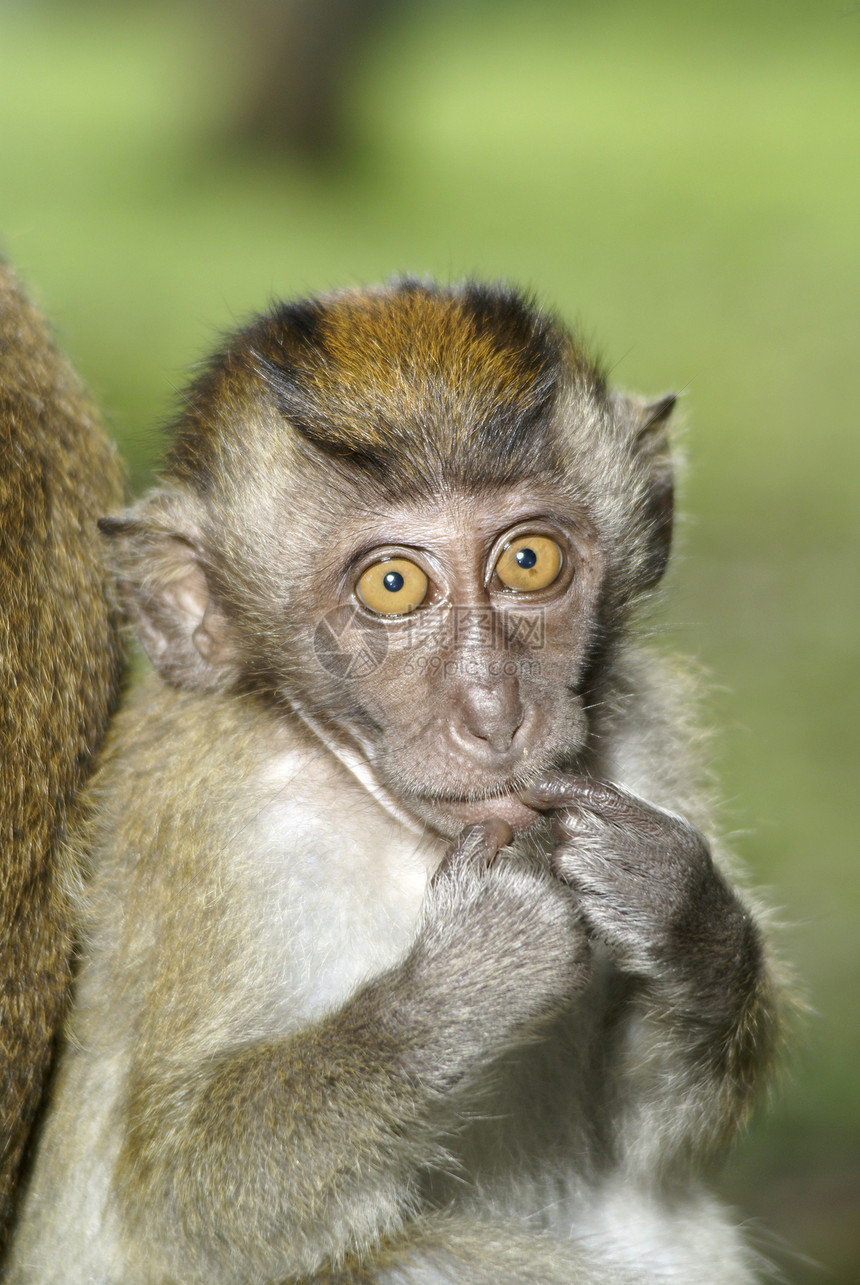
[483,817,514,852]
[444,819,513,870]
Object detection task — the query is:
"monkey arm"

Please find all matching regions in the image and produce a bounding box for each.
[521,775,781,1171]
[108,817,588,1283]
[117,1005,434,1281]
[608,861,779,1169]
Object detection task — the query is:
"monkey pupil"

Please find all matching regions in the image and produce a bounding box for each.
[516,547,537,569]
[383,571,405,593]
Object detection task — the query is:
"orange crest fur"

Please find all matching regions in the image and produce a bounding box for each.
[170,279,604,497]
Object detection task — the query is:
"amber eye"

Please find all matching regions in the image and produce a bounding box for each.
[356,557,429,615]
[494,535,563,593]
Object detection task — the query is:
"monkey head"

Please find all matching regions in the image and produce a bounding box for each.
[101,281,675,839]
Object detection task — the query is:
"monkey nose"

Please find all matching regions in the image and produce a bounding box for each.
[453,676,524,755]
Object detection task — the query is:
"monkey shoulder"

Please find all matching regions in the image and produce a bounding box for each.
[72,670,442,1036]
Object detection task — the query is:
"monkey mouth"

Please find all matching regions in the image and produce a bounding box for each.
[417,789,545,836]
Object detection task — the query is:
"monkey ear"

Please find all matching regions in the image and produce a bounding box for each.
[98,495,238,691]
[615,392,677,589]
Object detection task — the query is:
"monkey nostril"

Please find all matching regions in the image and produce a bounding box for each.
[469,723,515,754]
[458,691,524,756]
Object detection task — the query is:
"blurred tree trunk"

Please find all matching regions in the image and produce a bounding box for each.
[230,0,393,157]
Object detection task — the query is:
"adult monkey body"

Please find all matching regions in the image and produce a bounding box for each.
[8,281,779,1282]
[0,261,124,1251]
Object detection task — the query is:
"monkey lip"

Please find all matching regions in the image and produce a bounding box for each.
[439,791,544,834]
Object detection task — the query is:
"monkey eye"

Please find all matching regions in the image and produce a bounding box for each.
[356,557,429,615]
[494,535,563,593]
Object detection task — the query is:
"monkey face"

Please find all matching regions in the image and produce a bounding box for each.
[280,481,604,839]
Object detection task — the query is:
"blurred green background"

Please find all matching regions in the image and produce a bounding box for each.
[2,0,857,1277]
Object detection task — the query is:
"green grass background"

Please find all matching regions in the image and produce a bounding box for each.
[2,0,857,1277]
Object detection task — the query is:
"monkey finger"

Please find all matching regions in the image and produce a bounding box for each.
[519,773,627,817]
[437,818,514,878]
[549,836,612,887]
[522,776,685,848]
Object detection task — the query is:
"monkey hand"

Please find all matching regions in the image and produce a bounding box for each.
[518,775,757,991]
[403,819,591,1088]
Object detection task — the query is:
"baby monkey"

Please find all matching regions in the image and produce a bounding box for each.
[8,280,779,1284]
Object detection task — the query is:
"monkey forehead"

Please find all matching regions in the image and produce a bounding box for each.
[169,280,608,498]
[328,481,596,557]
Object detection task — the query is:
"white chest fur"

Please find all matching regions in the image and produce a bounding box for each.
[241,744,443,1024]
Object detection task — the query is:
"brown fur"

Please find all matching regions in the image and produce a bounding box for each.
[0,261,125,1251]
